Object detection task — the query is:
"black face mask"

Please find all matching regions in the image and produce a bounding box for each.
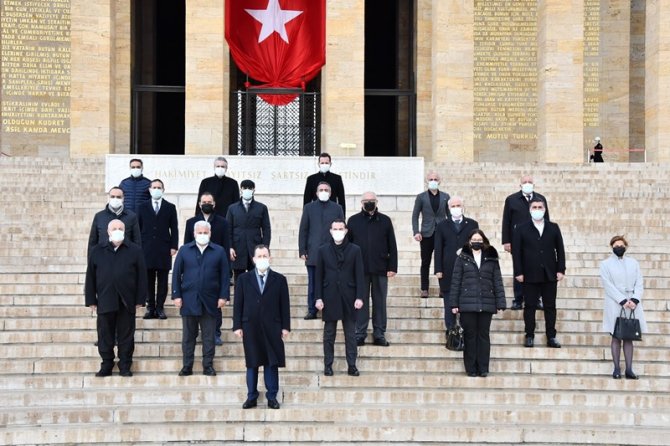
[201,204,215,214]
[363,201,376,212]
[470,242,483,251]
[613,246,626,257]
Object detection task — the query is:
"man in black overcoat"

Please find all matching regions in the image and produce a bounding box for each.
[302,152,346,215]
[233,245,290,410]
[85,219,147,377]
[512,197,565,349]
[315,219,365,377]
[194,156,239,217]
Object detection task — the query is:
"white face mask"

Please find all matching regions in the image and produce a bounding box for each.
[521,183,534,195]
[109,198,123,209]
[214,167,227,178]
[317,191,330,202]
[130,168,142,178]
[109,229,124,243]
[428,180,439,191]
[195,234,210,246]
[319,163,331,174]
[450,207,463,218]
[150,189,163,200]
[255,258,270,272]
[241,189,254,200]
[530,209,545,221]
[331,230,346,242]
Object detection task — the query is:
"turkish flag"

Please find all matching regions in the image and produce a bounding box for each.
[225,0,326,105]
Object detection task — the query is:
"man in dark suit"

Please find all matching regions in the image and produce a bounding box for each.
[299,182,344,320]
[346,191,398,347]
[512,197,565,349]
[233,245,290,410]
[137,179,179,320]
[184,192,231,346]
[226,179,271,282]
[502,174,550,310]
[315,219,366,376]
[85,219,147,377]
[88,187,141,258]
[194,156,239,217]
[411,170,450,297]
[434,196,479,331]
[172,221,230,376]
[302,152,346,215]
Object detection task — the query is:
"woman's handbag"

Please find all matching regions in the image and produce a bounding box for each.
[446,318,465,351]
[613,308,642,341]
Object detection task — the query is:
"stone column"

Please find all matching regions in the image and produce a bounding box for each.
[428,0,474,162]
[537,0,584,162]
[321,0,364,156]
[184,0,226,155]
[645,0,670,162]
[70,0,114,156]
[113,0,131,154]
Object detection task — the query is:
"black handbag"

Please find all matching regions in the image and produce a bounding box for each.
[446,318,465,351]
[613,308,642,341]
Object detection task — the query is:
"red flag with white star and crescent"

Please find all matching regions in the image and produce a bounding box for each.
[225,0,326,105]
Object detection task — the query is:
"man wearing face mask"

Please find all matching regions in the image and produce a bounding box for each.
[137,179,179,320]
[184,192,231,345]
[315,219,365,376]
[302,153,346,215]
[233,245,290,410]
[434,196,479,332]
[346,192,398,347]
[194,156,240,218]
[298,182,344,320]
[411,171,450,298]
[172,221,230,377]
[512,197,565,349]
[226,180,272,283]
[119,158,152,213]
[502,174,550,310]
[85,219,147,377]
[88,187,142,259]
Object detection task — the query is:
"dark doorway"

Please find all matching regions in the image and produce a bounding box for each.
[364,0,416,157]
[131,0,185,154]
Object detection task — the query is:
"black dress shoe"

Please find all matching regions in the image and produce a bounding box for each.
[178,366,193,376]
[612,371,622,379]
[373,338,390,347]
[203,366,217,376]
[356,338,366,346]
[479,372,488,378]
[547,338,561,348]
[143,309,156,319]
[242,398,257,409]
[119,370,133,377]
[267,398,280,409]
[324,365,333,376]
[304,312,317,320]
[155,309,167,319]
[524,337,534,348]
[95,369,112,377]
[347,366,360,377]
[511,302,523,310]
[625,371,639,380]
[467,372,478,377]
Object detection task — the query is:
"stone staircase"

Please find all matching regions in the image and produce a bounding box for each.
[1,157,669,445]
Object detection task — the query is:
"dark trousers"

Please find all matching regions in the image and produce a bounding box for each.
[97,305,136,372]
[306,265,316,315]
[419,235,435,290]
[460,312,493,374]
[246,365,279,400]
[356,275,388,341]
[523,281,557,338]
[146,268,169,310]
[438,278,456,329]
[181,313,216,368]
[233,255,254,283]
[511,252,524,304]
[323,317,357,368]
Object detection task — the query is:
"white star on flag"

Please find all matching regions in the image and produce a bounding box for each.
[245,0,303,44]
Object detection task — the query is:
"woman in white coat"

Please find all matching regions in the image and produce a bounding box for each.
[599,235,647,379]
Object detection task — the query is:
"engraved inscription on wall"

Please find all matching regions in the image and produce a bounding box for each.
[1,0,71,151]
[583,0,600,128]
[473,0,538,145]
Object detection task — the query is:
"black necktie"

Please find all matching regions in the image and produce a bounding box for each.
[259,274,265,292]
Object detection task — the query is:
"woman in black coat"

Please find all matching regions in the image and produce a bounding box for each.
[449,229,506,377]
